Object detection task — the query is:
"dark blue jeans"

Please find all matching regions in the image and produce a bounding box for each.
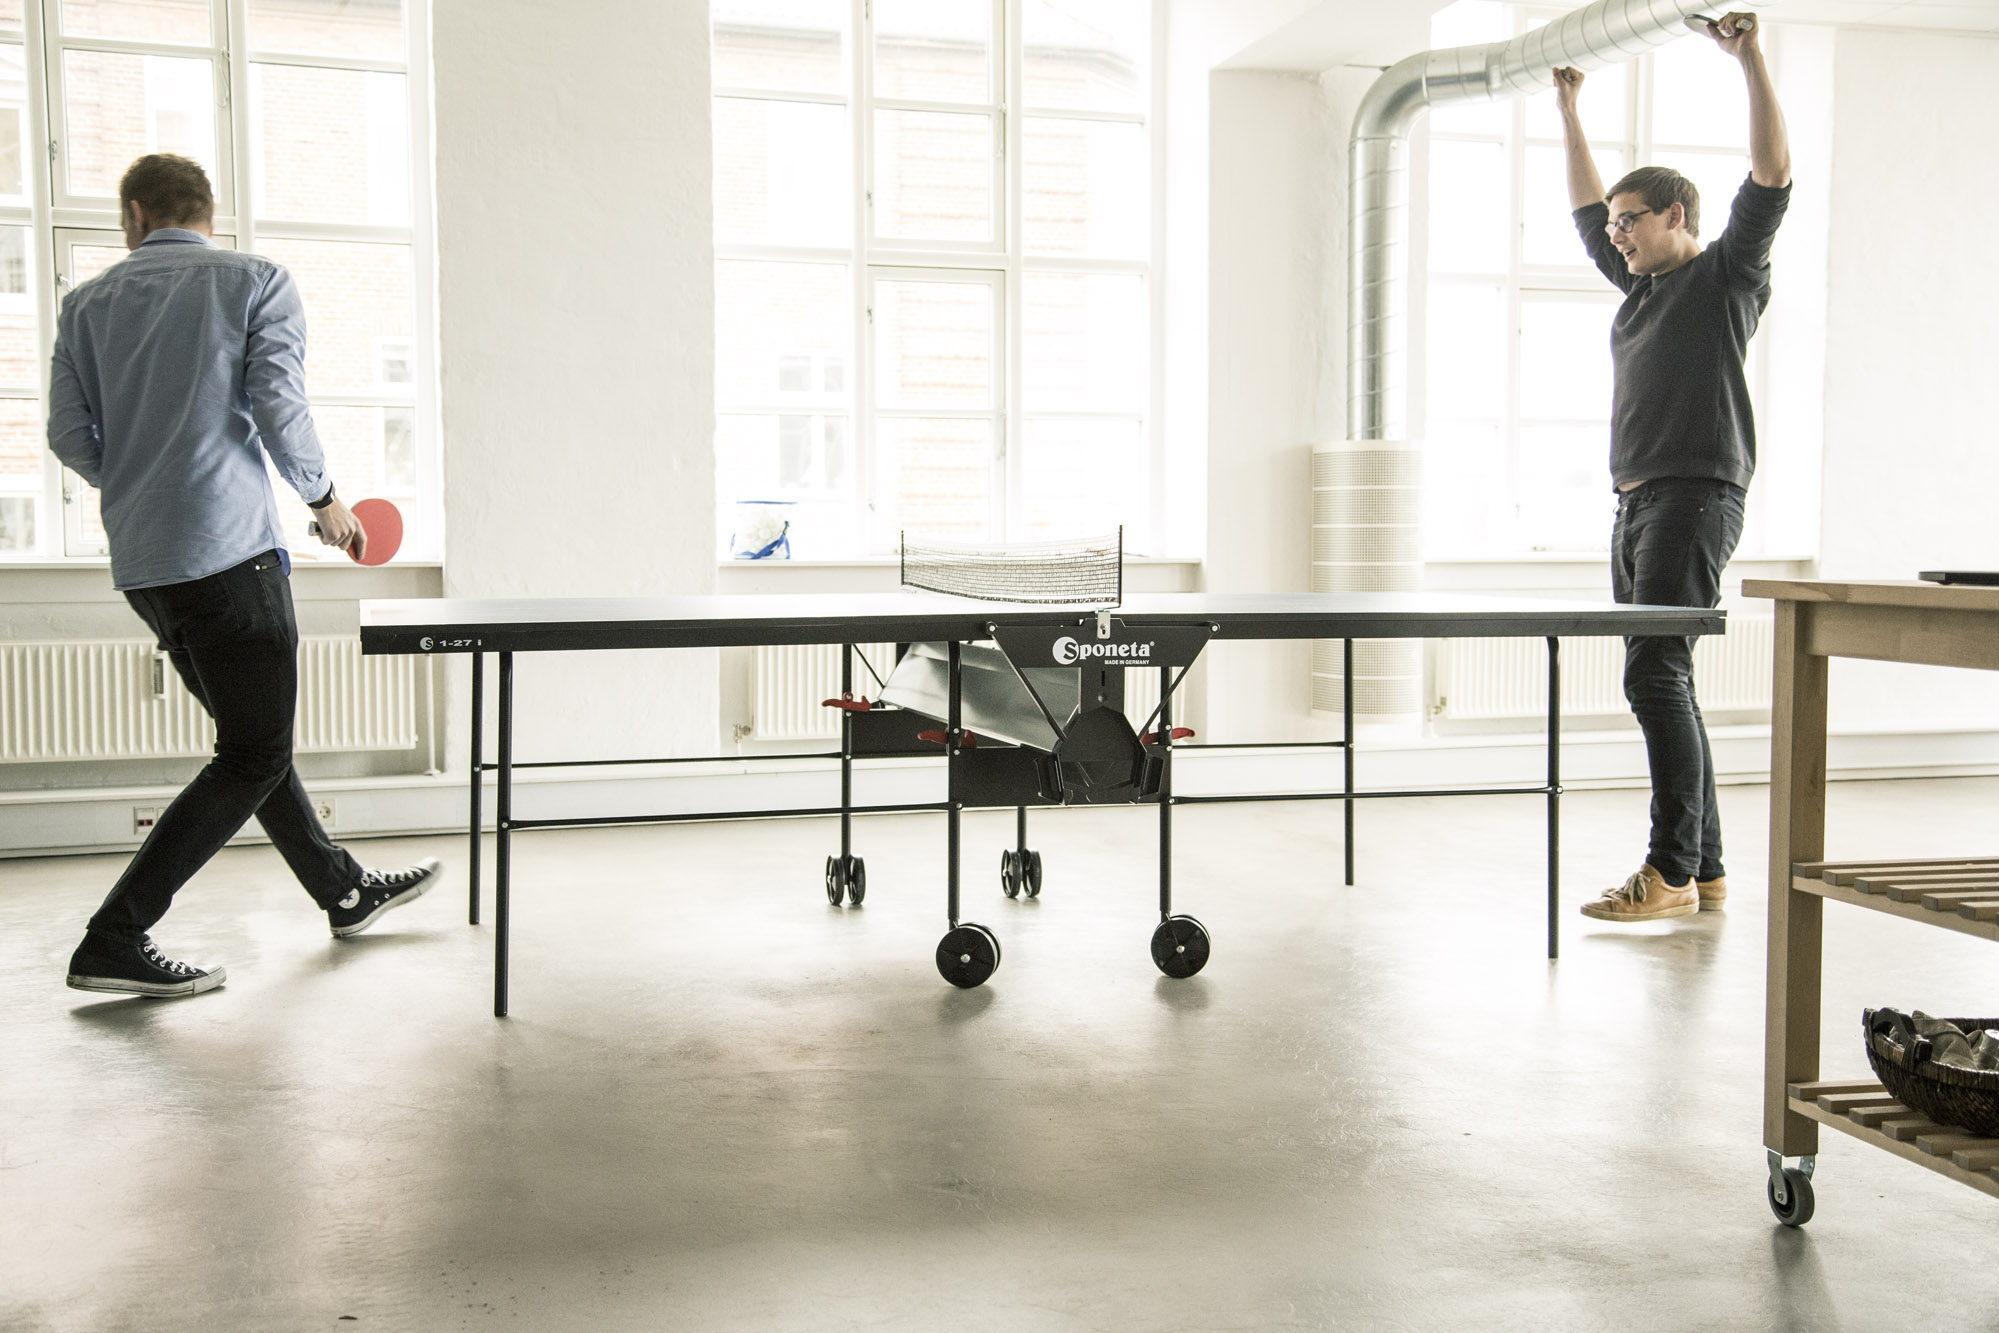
[1611,478,1746,886]
[86,551,362,944]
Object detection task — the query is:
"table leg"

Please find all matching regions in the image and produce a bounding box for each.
[1547,636,1562,960]
[495,651,514,1019]
[1343,638,1355,886]
[839,643,853,866]
[1767,601,1828,1155]
[1158,663,1174,921]
[468,652,483,926]
[946,640,961,929]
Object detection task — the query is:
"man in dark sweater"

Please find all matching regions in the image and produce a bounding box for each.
[1553,13,1791,923]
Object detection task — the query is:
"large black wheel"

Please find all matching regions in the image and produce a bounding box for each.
[824,855,843,906]
[937,923,1001,989]
[1767,1168,1814,1227]
[1025,850,1043,898]
[1000,849,1022,899]
[843,855,866,906]
[1150,915,1211,979]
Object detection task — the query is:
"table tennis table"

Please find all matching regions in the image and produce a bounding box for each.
[359,592,1723,1015]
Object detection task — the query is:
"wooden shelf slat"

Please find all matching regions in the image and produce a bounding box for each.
[1851,1103,1914,1129]
[1789,1079,1888,1099]
[1798,858,1999,885]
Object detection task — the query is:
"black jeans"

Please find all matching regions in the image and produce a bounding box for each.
[1611,478,1746,886]
[86,552,362,944]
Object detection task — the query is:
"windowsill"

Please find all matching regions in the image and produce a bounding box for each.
[0,558,445,572]
[1424,552,1816,565]
[715,554,1200,569]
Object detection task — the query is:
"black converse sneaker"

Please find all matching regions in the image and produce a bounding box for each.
[67,935,226,997]
[328,856,442,937]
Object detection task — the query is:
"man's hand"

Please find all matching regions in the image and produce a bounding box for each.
[1701,12,1760,59]
[310,493,368,562]
[1553,66,1584,118]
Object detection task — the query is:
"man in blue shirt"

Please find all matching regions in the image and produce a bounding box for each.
[50,154,440,998]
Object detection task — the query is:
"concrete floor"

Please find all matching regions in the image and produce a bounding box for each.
[5,777,1999,1331]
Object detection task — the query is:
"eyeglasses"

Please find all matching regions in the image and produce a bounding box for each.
[1605,209,1656,235]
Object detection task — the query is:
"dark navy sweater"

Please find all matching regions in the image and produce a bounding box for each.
[1573,176,1792,490]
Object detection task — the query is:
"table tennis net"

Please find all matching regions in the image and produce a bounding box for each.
[900,528,1122,605]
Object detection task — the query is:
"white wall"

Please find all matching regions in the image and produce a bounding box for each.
[1199,68,1348,743]
[431,0,719,764]
[1819,29,1999,736]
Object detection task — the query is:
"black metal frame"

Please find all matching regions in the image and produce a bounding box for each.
[462,634,1566,1017]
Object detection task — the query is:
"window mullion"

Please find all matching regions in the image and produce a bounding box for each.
[854,0,874,553]
[999,0,1019,542]
[24,0,61,556]
[225,0,252,252]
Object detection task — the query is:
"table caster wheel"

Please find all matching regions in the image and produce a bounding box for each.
[937,923,1001,989]
[1767,1167,1814,1227]
[1025,850,1043,898]
[1000,849,1022,899]
[1151,915,1210,978]
[825,854,865,906]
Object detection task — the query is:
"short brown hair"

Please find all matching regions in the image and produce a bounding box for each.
[1605,165,1700,238]
[119,154,214,229]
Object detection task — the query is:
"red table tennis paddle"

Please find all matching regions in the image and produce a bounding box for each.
[308,497,403,566]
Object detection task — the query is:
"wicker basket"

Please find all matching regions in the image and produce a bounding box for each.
[1863,1009,1999,1138]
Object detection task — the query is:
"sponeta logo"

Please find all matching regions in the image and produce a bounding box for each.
[1053,636,1152,665]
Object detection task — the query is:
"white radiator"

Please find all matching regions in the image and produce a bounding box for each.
[749,643,1166,741]
[1432,614,1774,722]
[0,637,419,762]
[752,642,899,740]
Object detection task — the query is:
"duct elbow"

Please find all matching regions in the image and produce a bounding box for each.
[1350,52,1434,143]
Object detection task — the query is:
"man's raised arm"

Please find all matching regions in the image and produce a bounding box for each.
[1553,67,1604,209]
[1704,13,1790,187]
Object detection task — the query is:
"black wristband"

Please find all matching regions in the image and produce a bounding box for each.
[307,485,336,510]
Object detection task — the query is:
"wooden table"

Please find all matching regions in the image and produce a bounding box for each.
[1748,578,1999,1224]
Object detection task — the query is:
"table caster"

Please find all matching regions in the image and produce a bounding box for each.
[1000,849,1044,900]
[824,854,865,906]
[1150,915,1210,978]
[936,923,1001,988]
[1766,1156,1815,1227]
[1000,849,1043,899]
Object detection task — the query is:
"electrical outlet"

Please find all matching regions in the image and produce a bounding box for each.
[133,806,162,835]
[312,798,336,827]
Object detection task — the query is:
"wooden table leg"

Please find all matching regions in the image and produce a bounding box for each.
[1766,600,1829,1156]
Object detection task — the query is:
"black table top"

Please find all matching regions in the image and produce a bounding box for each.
[359,592,1723,655]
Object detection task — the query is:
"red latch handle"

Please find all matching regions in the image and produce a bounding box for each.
[917,729,977,748]
[1140,726,1196,745]
[821,695,872,712]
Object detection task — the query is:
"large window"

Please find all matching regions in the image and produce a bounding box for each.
[1421,1,1758,558]
[0,0,431,562]
[712,0,1152,559]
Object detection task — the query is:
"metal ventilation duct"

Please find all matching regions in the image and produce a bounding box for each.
[1347,0,1723,440]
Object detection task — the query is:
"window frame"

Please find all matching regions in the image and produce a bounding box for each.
[712,0,1156,559]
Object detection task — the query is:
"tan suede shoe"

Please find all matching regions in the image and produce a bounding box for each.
[1697,875,1727,911]
[1580,864,1699,922]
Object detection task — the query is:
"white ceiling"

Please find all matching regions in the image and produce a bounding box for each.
[1219,0,1999,74]
[1773,0,1999,32]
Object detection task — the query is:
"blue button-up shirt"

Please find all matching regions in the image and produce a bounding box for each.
[47,229,331,590]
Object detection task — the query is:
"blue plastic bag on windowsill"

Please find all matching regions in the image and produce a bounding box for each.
[730,500,794,559]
